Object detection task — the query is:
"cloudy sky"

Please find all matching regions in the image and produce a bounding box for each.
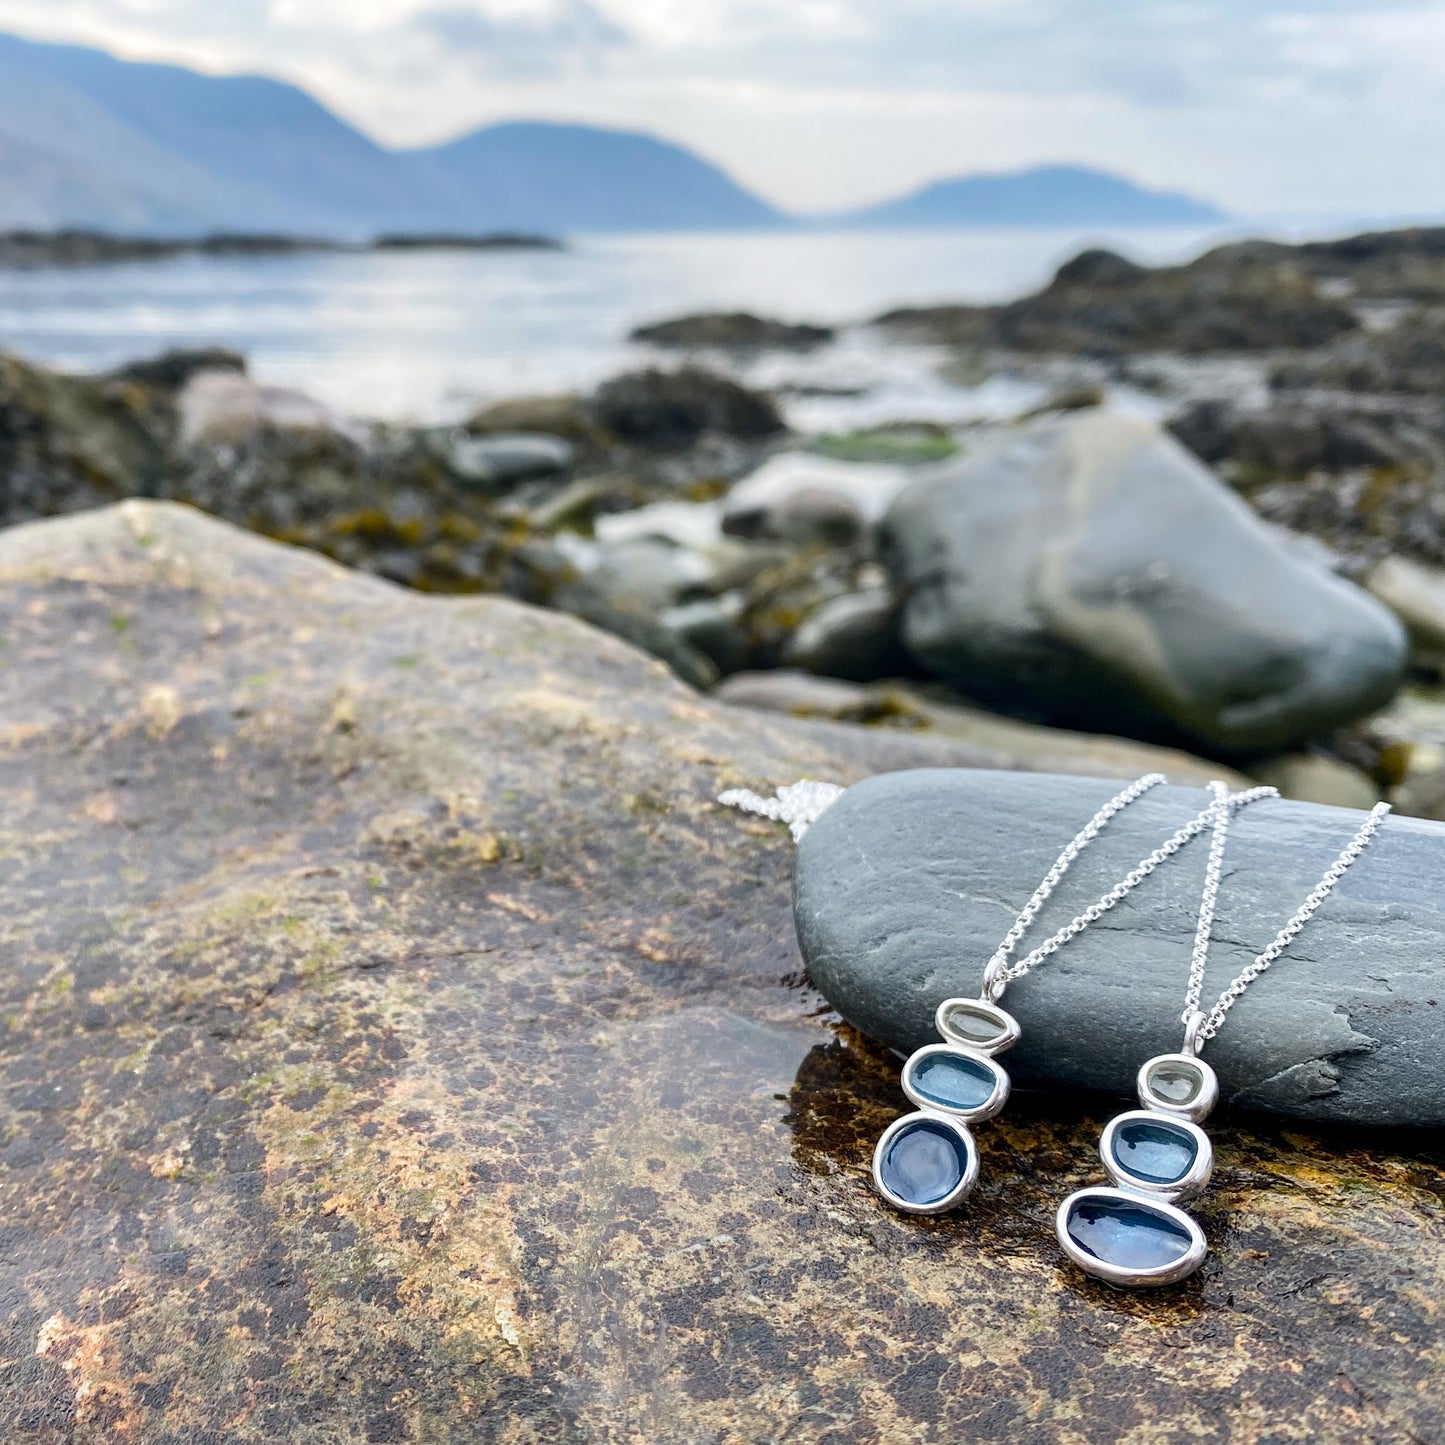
[0,0,1441,217]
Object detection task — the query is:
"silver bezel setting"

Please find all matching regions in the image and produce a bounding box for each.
[900,1043,1011,1123]
[1136,1052,1219,1123]
[872,1111,980,1215]
[1099,1109,1213,1202]
[934,997,1021,1056]
[1055,1186,1208,1289]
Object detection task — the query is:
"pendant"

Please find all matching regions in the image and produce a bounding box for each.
[1055,1052,1217,1288]
[872,997,1017,1214]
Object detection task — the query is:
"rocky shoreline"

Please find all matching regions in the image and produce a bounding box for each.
[9,224,1445,811]
[0,227,563,268]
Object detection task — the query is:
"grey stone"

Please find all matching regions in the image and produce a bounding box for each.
[177,368,337,448]
[586,536,715,612]
[1369,554,1445,670]
[781,588,905,680]
[795,767,1445,1125]
[722,453,907,536]
[661,593,749,675]
[437,430,575,489]
[879,411,1408,751]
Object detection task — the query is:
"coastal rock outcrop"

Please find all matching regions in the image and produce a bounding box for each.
[0,502,1440,1440]
[879,410,1408,751]
[875,241,1362,354]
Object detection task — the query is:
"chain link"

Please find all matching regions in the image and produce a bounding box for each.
[984,772,1165,984]
[1181,780,1233,1028]
[985,778,1279,994]
[718,780,846,842]
[1191,799,1391,1046]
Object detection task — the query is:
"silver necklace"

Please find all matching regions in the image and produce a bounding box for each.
[1056,786,1392,1289]
[872,774,1278,1216]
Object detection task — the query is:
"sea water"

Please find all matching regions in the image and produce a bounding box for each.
[0,225,1237,427]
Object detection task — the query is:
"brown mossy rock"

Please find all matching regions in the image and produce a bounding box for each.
[0,352,169,524]
[0,501,1441,1442]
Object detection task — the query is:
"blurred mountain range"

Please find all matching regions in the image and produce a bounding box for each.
[0,30,1226,236]
[845,165,1225,228]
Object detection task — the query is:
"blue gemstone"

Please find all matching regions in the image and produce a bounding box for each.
[879,1119,971,1207]
[908,1053,998,1112]
[1065,1195,1195,1272]
[1111,1119,1198,1186]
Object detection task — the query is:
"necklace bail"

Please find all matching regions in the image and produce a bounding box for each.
[1181,1009,1208,1057]
[980,956,1009,1003]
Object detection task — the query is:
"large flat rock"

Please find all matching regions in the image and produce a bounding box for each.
[0,502,1441,1443]
[795,769,1445,1127]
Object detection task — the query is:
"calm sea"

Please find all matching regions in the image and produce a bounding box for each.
[0,225,1246,427]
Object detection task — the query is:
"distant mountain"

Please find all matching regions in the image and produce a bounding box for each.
[411,122,782,234]
[0,32,1228,237]
[844,165,1228,229]
[0,30,783,235]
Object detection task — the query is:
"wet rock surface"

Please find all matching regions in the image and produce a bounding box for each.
[797,769,1445,1129]
[0,503,1441,1441]
[880,411,1408,751]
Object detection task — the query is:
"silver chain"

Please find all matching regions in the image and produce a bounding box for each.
[1181,780,1234,1031]
[982,776,1279,999]
[1183,796,1391,1050]
[718,779,846,842]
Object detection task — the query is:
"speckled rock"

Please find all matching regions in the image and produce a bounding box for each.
[880,411,1409,752]
[0,501,1441,1443]
[796,768,1445,1127]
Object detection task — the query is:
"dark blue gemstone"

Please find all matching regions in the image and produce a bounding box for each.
[1111,1119,1198,1186]
[909,1052,998,1112]
[1065,1195,1195,1272]
[879,1119,971,1207]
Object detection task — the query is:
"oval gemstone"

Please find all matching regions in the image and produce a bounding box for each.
[1111,1118,1198,1186]
[878,1119,971,1207]
[1145,1060,1204,1108]
[939,1001,1013,1050]
[1064,1195,1196,1272]
[908,1052,999,1112]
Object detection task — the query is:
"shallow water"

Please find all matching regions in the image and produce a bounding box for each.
[0,224,1244,426]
